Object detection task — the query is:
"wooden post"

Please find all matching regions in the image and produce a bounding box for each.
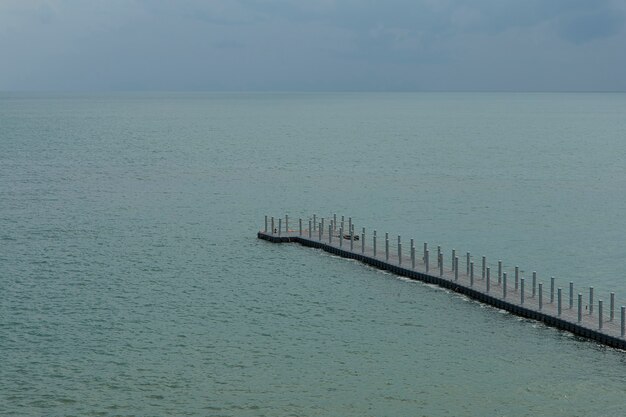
[339,227,343,247]
[425,250,429,273]
[299,218,303,236]
[532,272,536,297]
[610,292,615,321]
[539,283,543,310]
[329,225,332,244]
[557,288,562,316]
[320,218,323,236]
[313,214,316,232]
[578,294,582,322]
[411,239,415,269]
[319,223,322,241]
[589,287,594,315]
[599,300,603,329]
[423,243,428,264]
[486,267,490,292]
[278,218,282,236]
[521,278,525,305]
[482,256,486,279]
[361,227,365,254]
[437,246,441,268]
[350,225,354,251]
[569,282,574,309]
[454,257,459,281]
[470,261,474,286]
[286,214,289,232]
[398,236,402,265]
[271,217,275,235]
[515,266,519,290]
[452,249,456,271]
[333,214,337,231]
[373,230,377,257]
[385,233,389,261]
[265,215,268,232]
[550,277,555,303]
[308,220,312,238]
[466,252,470,275]
[439,253,443,276]
[498,260,502,284]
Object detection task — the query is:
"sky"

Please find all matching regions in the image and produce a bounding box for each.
[1,0,625,91]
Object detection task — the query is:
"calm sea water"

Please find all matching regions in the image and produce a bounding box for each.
[2,92,626,416]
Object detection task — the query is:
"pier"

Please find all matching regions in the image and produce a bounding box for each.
[259,214,626,350]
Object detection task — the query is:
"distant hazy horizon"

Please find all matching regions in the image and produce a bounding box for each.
[1,0,625,92]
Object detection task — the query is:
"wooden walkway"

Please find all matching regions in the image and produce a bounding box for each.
[258,215,626,350]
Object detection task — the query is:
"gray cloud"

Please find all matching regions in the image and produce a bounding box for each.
[0,0,624,91]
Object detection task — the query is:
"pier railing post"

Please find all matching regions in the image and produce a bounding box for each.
[482,256,486,279]
[610,292,615,321]
[348,217,352,239]
[411,239,415,269]
[515,266,519,290]
[598,300,603,329]
[532,272,536,297]
[439,253,443,276]
[578,294,582,322]
[423,243,428,265]
[299,218,303,236]
[466,252,470,275]
[278,218,282,236]
[309,220,312,238]
[320,218,324,236]
[503,272,507,299]
[521,278,525,304]
[425,250,429,273]
[398,236,402,265]
[455,257,459,281]
[339,227,343,247]
[341,216,344,234]
[361,228,365,254]
[539,283,543,310]
[557,288,562,316]
[265,215,268,232]
[286,215,289,232]
[486,267,490,292]
[329,225,332,244]
[589,287,594,315]
[599,300,603,329]
[452,249,456,271]
[313,214,316,232]
[550,277,555,303]
[350,225,354,251]
[271,217,275,235]
[498,260,502,284]
[319,223,322,241]
[333,214,337,231]
[437,246,441,268]
[621,306,625,337]
[569,282,573,309]
[373,230,377,257]
[385,233,389,261]
[470,261,474,286]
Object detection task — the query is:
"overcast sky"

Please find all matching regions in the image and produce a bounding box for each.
[1,0,625,91]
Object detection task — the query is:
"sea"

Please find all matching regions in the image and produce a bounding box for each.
[2,92,626,416]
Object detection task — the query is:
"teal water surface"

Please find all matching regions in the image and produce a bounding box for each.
[2,92,626,416]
